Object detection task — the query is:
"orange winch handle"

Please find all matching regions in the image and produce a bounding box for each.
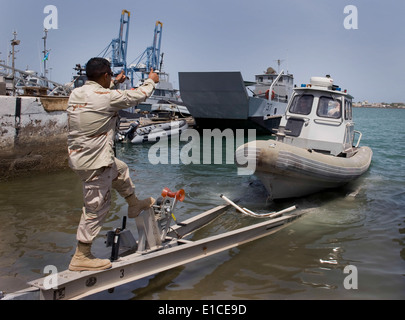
[161,187,185,202]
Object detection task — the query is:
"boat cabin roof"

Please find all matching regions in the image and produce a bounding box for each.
[295,76,353,99]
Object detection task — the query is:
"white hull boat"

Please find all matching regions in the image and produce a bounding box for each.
[238,140,372,199]
[236,76,373,199]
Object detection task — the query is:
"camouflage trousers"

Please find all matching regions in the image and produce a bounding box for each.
[73,158,135,243]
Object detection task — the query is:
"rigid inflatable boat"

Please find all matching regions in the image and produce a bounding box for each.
[236,76,372,199]
[118,119,188,144]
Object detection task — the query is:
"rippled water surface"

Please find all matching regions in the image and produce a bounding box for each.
[0,108,404,300]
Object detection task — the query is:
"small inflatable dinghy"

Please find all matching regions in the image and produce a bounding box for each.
[123,119,188,144]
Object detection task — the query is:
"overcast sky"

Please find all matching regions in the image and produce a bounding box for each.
[1,0,404,102]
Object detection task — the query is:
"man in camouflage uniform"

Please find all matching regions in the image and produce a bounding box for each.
[67,57,159,271]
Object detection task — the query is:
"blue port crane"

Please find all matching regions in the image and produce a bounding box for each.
[99,10,131,74]
[95,10,163,87]
[149,20,163,72]
[127,20,163,86]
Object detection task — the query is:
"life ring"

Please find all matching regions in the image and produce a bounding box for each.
[265,90,275,100]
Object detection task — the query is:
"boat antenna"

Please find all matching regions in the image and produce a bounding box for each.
[42,28,49,79]
[274,59,285,73]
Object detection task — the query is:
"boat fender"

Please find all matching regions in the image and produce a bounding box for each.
[265,89,275,100]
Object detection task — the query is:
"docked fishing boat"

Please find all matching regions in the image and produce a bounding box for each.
[116,118,188,144]
[235,76,373,199]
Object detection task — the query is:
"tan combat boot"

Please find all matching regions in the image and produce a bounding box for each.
[125,193,155,218]
[69,241,112,271]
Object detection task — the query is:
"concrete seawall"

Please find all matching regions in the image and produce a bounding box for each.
[0,96,69,180]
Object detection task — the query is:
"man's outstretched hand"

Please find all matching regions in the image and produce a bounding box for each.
[148,68,159,83]
[115,70,127,84]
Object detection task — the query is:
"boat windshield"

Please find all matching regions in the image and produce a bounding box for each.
[344,99,352,120]
[317,97,341,119]
[289,94,313,115]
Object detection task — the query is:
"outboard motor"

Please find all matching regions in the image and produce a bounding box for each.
[125,120,140,141]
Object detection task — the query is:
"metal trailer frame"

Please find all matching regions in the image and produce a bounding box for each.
[2,196,302,300]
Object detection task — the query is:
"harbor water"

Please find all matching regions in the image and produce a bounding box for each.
[0,107,404,300]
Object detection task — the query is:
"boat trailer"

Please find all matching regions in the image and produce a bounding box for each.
[1,188,302,300]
